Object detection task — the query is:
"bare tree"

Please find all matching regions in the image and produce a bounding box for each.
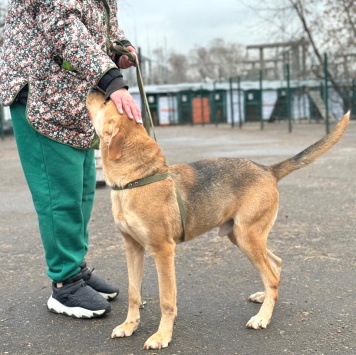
[323,0,356,80]
[141,38,245,84]
[168,52,190,83]
[242,0,355,111]
[324,0,356,47]
[147,47,170,85]
[191,38,245,82]
[288,0,355,111]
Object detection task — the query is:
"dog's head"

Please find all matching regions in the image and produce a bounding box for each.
[86,91,126,161]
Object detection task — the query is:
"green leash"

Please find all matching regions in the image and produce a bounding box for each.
[102,0,185,240]
[101,0,157,142]
[100,1,185,241]
[102,0,185,241]
[109,42,157,142]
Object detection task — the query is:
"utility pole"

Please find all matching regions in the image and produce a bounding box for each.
[324,53,329,134]
[229,77,234,128]
[259,70,264,130]
[286,63,292,133]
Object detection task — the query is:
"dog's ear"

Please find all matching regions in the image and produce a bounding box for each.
[104,121,125,161]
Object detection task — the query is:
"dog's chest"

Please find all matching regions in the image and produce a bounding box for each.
[115,218,131,235]
[112,194,149,240]
[112,206,132,236]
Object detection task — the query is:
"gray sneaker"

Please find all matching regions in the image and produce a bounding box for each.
[47,273,111,319]
[80,263,119,301]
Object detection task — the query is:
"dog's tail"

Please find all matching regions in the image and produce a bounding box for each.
[270,112,350,181]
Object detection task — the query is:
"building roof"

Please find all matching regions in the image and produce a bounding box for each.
[129,79,322,95]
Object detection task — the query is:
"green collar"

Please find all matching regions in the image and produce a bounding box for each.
[111,171,186,242]
[111,171,169,190]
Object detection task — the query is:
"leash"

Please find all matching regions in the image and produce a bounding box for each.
[102,0,186,241]
[101,0,157,142]
[102,0,187,242]
[109,42,157,142]
[174,185,186,243]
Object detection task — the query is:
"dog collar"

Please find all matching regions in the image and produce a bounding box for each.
[111,171,169,190]
[111,171,186,242]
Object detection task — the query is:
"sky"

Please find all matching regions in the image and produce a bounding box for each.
[1,0,276,56]
[118,0,269,56]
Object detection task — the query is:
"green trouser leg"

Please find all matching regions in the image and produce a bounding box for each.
[10,103,96,283]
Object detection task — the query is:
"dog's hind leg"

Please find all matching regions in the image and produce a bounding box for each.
[143,241,177,350]
[112,233,145,338]
[228,232,281,305]
[248,249,282,304]
[230,218,280,329]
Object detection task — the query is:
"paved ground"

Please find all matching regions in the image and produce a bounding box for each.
[0,120,355,355]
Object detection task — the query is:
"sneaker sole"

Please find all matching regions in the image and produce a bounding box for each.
[47,297,110,319]
[99,292,118,301]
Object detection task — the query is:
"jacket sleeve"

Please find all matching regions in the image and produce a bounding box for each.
[36,0,117,86]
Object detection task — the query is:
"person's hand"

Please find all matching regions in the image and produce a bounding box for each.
[110,88,142,124]
[118,46,138,69]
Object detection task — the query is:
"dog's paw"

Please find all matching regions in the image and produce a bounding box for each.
[111,321,138,338]
[246,314,270,330]
[143,331,171,350]
[248,291,265,303]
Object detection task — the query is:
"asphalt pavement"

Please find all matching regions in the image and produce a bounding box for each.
[1,120,355,355]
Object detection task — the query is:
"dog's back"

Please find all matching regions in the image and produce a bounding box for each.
[169,112,349,240]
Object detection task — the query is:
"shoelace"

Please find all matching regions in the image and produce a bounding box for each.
[82,267,95,283]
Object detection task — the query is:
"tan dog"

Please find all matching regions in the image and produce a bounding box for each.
[86,91,349,350]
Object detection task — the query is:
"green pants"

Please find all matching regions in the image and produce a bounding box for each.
[10,103,96,282]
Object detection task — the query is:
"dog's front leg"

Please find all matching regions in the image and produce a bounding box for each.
[143,242,177,350]
[112,234,144,338]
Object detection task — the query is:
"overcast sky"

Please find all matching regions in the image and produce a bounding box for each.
[118,0,268,56]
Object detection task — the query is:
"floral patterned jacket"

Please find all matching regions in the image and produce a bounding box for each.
[0,0,129,148]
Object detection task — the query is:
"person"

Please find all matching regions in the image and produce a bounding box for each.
[0,0,141,319]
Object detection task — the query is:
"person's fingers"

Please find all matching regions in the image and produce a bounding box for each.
[123,99,142,123]
[118,55,130,69]
[125,101,142,123]
[110,89,142,124]
[121,101,133,119]
[126,46,138,66]
[114,98,124,114]
[118,54,137,69]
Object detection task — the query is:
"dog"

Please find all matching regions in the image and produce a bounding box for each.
[86,91,349,350]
